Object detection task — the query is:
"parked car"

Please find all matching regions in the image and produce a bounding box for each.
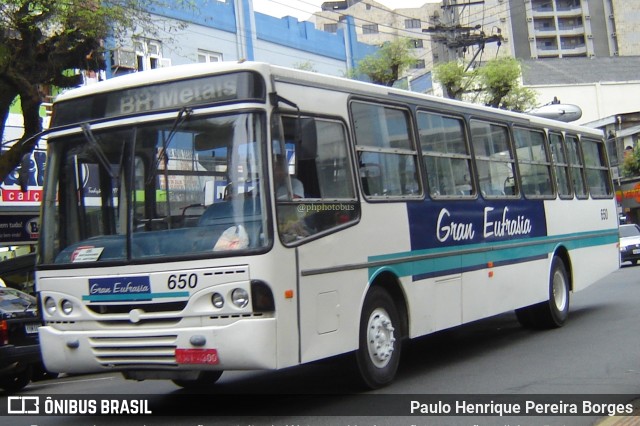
[619,223,640,265]
[0,286,43,391]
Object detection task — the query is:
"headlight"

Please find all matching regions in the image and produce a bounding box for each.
[44,297,57,315]
[231,288,249,308]
[61,299,74,315]
[211,292,224,309]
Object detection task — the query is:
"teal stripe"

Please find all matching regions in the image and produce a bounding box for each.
[367,229,618,280]
[82,291,189,302]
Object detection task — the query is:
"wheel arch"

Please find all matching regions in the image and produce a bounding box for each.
[367,269,409,340]
[552,245,573,292]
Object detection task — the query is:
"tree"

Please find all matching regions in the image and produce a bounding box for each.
[433,57,537,112]
[621,144,640,178]
[0,0,189,182]
[477,57,536,111]
[352,38,417,87]
[432,60,475,100]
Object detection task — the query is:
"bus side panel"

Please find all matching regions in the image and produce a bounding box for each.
[544,198,619,291]
[461,257,550,324]
[296,204,411,364]
[404,273,462,338]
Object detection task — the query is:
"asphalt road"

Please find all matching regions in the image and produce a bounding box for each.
[1,264,639,426]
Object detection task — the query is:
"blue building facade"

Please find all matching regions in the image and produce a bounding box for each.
[107,0,377,79]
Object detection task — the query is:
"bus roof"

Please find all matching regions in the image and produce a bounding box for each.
[54,61,603,137]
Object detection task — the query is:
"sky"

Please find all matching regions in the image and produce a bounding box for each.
[252,0,439,21]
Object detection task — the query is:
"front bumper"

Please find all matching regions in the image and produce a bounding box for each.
[38,318,277,374]
[620,250,640,264]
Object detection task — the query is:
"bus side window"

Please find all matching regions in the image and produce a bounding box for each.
[351,101,422,198]
[514,127,554,198]
[581,137,613,198]
[549,132,573,198]
[417,111,474,198]
[470,119,518,198]
[274,116,359,244]
[566,134,588,199]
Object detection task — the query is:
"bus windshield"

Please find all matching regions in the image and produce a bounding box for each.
[40,111,268,264]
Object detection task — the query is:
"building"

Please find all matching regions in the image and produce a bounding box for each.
[108,0,376,80]
[313,0,440,89]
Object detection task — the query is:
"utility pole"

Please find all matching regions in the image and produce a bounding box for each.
[423,0,502,67]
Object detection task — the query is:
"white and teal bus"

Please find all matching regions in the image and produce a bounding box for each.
[36,61,618,389]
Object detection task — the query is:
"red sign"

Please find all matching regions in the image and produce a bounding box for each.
[1,189,42,203]
[175,348,219,365]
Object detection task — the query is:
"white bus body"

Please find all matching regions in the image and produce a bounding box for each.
[36,62,619,389]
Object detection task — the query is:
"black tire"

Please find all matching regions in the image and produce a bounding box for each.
[0,365,32,392]
[516,257,570,329]
[355,286,402,389]
[171,371,223,389]
[31,363,60,382]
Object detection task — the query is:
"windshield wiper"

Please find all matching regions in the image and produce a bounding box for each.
[147,107,193,185]
[81,123,116,179]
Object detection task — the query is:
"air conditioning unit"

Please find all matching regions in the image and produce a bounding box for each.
[587,34,593,39]
[529,36,535,41]
[612,33,617,38]
[112,49,137,69]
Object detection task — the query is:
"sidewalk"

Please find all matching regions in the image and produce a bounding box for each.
[595,399,640,426]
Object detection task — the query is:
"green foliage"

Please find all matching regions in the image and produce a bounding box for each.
[497,86,538,113]
[477,57,536,109]
[622,145,640,178]
[352,39,417,87]
[432,61,475,100]
[293,61,317,72]
[432,57,537,112]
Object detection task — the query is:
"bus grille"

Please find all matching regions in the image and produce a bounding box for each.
[89,334,178,367]
[87,301,187,315]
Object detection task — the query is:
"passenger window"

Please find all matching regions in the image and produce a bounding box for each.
[581,137,613,198]
[549,132,572,198]
[566,134,588,199]
[351,101,421,198]
[514,127,554,198]
[470,120,517,198]
[417,111,474,197]
[273,115,359,244]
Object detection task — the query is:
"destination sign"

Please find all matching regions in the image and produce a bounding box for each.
[51,71,265,126]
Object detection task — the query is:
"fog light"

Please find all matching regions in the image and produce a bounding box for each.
[61,299,74,315]
[211,293,224,309]
[44,297,57,315]
[231,288,249,308]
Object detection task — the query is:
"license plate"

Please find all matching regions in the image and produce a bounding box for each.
[25,323,39,334]
[175,348,219,365]
[633,249,640,255]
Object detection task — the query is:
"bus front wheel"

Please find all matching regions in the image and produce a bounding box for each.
[171,370,223,389]
[355,286,402,389]
[516,257,570,329]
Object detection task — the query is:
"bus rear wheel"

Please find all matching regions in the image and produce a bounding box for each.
[515,257,570,329]
[171,371,223,389]
[355,286,402,389]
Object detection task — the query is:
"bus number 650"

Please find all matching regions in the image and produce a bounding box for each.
[168,273,198,289]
